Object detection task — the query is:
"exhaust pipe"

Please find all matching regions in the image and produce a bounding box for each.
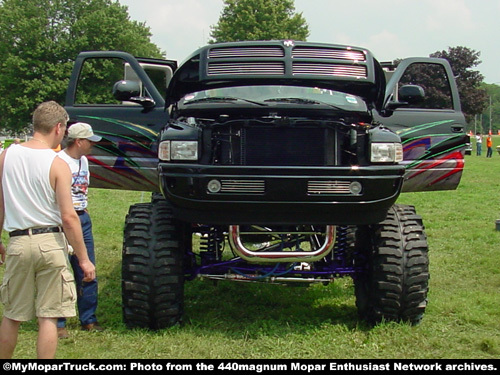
[228,225,336,263]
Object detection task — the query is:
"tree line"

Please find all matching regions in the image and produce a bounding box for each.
[478,83,500,135]
[0,0,163,133]
[0,0,493,133]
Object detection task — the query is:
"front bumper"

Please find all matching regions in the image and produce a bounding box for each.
[159,164,405,225]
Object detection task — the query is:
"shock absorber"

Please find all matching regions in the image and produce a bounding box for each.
[199,226,224,265]
[332,226,356,267]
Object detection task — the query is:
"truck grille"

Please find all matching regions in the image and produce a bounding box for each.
[241,127,327,166]
[206,45,367,78]
[208,62,365,78]
[208,45,365,61]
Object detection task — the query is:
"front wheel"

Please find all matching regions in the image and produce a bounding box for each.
[122,201,185,329]
[354,204,429,325]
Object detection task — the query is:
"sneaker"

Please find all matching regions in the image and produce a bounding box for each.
[81,322,104,332]
[57,327,69,339]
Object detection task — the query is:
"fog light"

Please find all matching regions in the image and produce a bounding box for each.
[349,181,362,195]
[207,179,221,193]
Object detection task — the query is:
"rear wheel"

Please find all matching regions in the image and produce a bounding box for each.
[354,204,429,325]
[122,201,185,329]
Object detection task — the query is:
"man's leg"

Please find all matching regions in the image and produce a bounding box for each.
[74,212,98,327]
[0,317,21,359]
[37,317,58,359]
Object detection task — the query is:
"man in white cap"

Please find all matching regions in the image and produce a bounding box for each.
[57,122,103,338]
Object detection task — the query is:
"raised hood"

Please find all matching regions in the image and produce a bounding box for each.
[166,40,386,110]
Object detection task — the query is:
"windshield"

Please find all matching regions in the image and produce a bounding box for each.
[182,85,367,111]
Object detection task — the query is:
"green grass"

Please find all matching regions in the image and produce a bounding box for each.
[1,152,500,359]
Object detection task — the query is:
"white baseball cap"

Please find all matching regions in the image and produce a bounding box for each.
[67,122,102,142]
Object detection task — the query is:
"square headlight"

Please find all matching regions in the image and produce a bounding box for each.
[371,143,403,163]
[171,141,198,161]
[158,140,198,161]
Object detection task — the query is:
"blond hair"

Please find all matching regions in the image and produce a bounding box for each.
[32,101,69,134]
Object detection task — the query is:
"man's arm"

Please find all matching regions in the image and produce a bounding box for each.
[52,157,95,281]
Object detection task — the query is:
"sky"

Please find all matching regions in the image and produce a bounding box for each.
[117,0,500,84]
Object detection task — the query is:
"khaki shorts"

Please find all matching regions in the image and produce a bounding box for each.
[0,232,76,321]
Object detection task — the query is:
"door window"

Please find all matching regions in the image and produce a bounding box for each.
[75,57,125,105]
[397,62,453,110]
[75,57,173,105]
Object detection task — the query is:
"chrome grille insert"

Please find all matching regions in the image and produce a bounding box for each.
[292,47,366,61]
[308,181,352,195]
[218,180,265,194]
[293,63,367,78]
[209,47,284,58]
[208,62,285,76]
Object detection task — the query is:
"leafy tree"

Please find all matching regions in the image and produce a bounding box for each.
[481,83,500,134]
[210,0,309,43]
[0,0,163,132]
[430,46,488,123]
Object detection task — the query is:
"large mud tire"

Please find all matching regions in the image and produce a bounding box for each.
[354,204,429,325]
[122,201,184,329]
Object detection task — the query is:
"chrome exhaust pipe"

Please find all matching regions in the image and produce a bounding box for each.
[228,225,336,263]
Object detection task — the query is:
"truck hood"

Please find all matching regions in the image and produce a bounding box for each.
[166,40,386,110]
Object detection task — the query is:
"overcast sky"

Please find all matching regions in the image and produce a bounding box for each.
[118,0,500,84]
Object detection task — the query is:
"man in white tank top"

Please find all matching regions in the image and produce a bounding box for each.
[0,101,95,359]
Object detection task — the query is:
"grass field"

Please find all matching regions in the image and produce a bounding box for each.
[1,148,500,359]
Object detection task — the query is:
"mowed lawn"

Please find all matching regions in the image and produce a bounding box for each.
[1,139,499,359]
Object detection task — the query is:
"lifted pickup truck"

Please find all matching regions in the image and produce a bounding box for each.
[65,41,467,329]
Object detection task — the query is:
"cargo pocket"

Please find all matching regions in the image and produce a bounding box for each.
[0,243,23,306]
[0,278,10,306]
[61,269,77,310]
[5,241,23,269]
[39,243,67,268]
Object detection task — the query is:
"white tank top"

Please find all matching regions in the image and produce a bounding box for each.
[2,144,62,232]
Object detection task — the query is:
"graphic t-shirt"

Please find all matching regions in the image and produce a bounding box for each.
[58,150,89,211]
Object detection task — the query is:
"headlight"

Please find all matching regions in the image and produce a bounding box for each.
[158,141,198,161]
[371,143,403,163]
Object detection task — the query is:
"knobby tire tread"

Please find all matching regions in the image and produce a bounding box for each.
[355,204,429,325]
[122,202,184,329]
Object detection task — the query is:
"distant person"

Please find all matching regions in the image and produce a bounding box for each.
[476,132,482,156]
[57,122,103,338]
[0,101,95,359]
[13,139,21,145]
[486,134,493,158]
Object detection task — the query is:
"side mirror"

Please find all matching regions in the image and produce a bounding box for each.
[381,84,426,117]
[113,80,140,101]
[113,80,156,109]
[398,84,425,104]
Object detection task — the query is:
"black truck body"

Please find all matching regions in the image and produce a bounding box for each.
[65,41,467,328]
